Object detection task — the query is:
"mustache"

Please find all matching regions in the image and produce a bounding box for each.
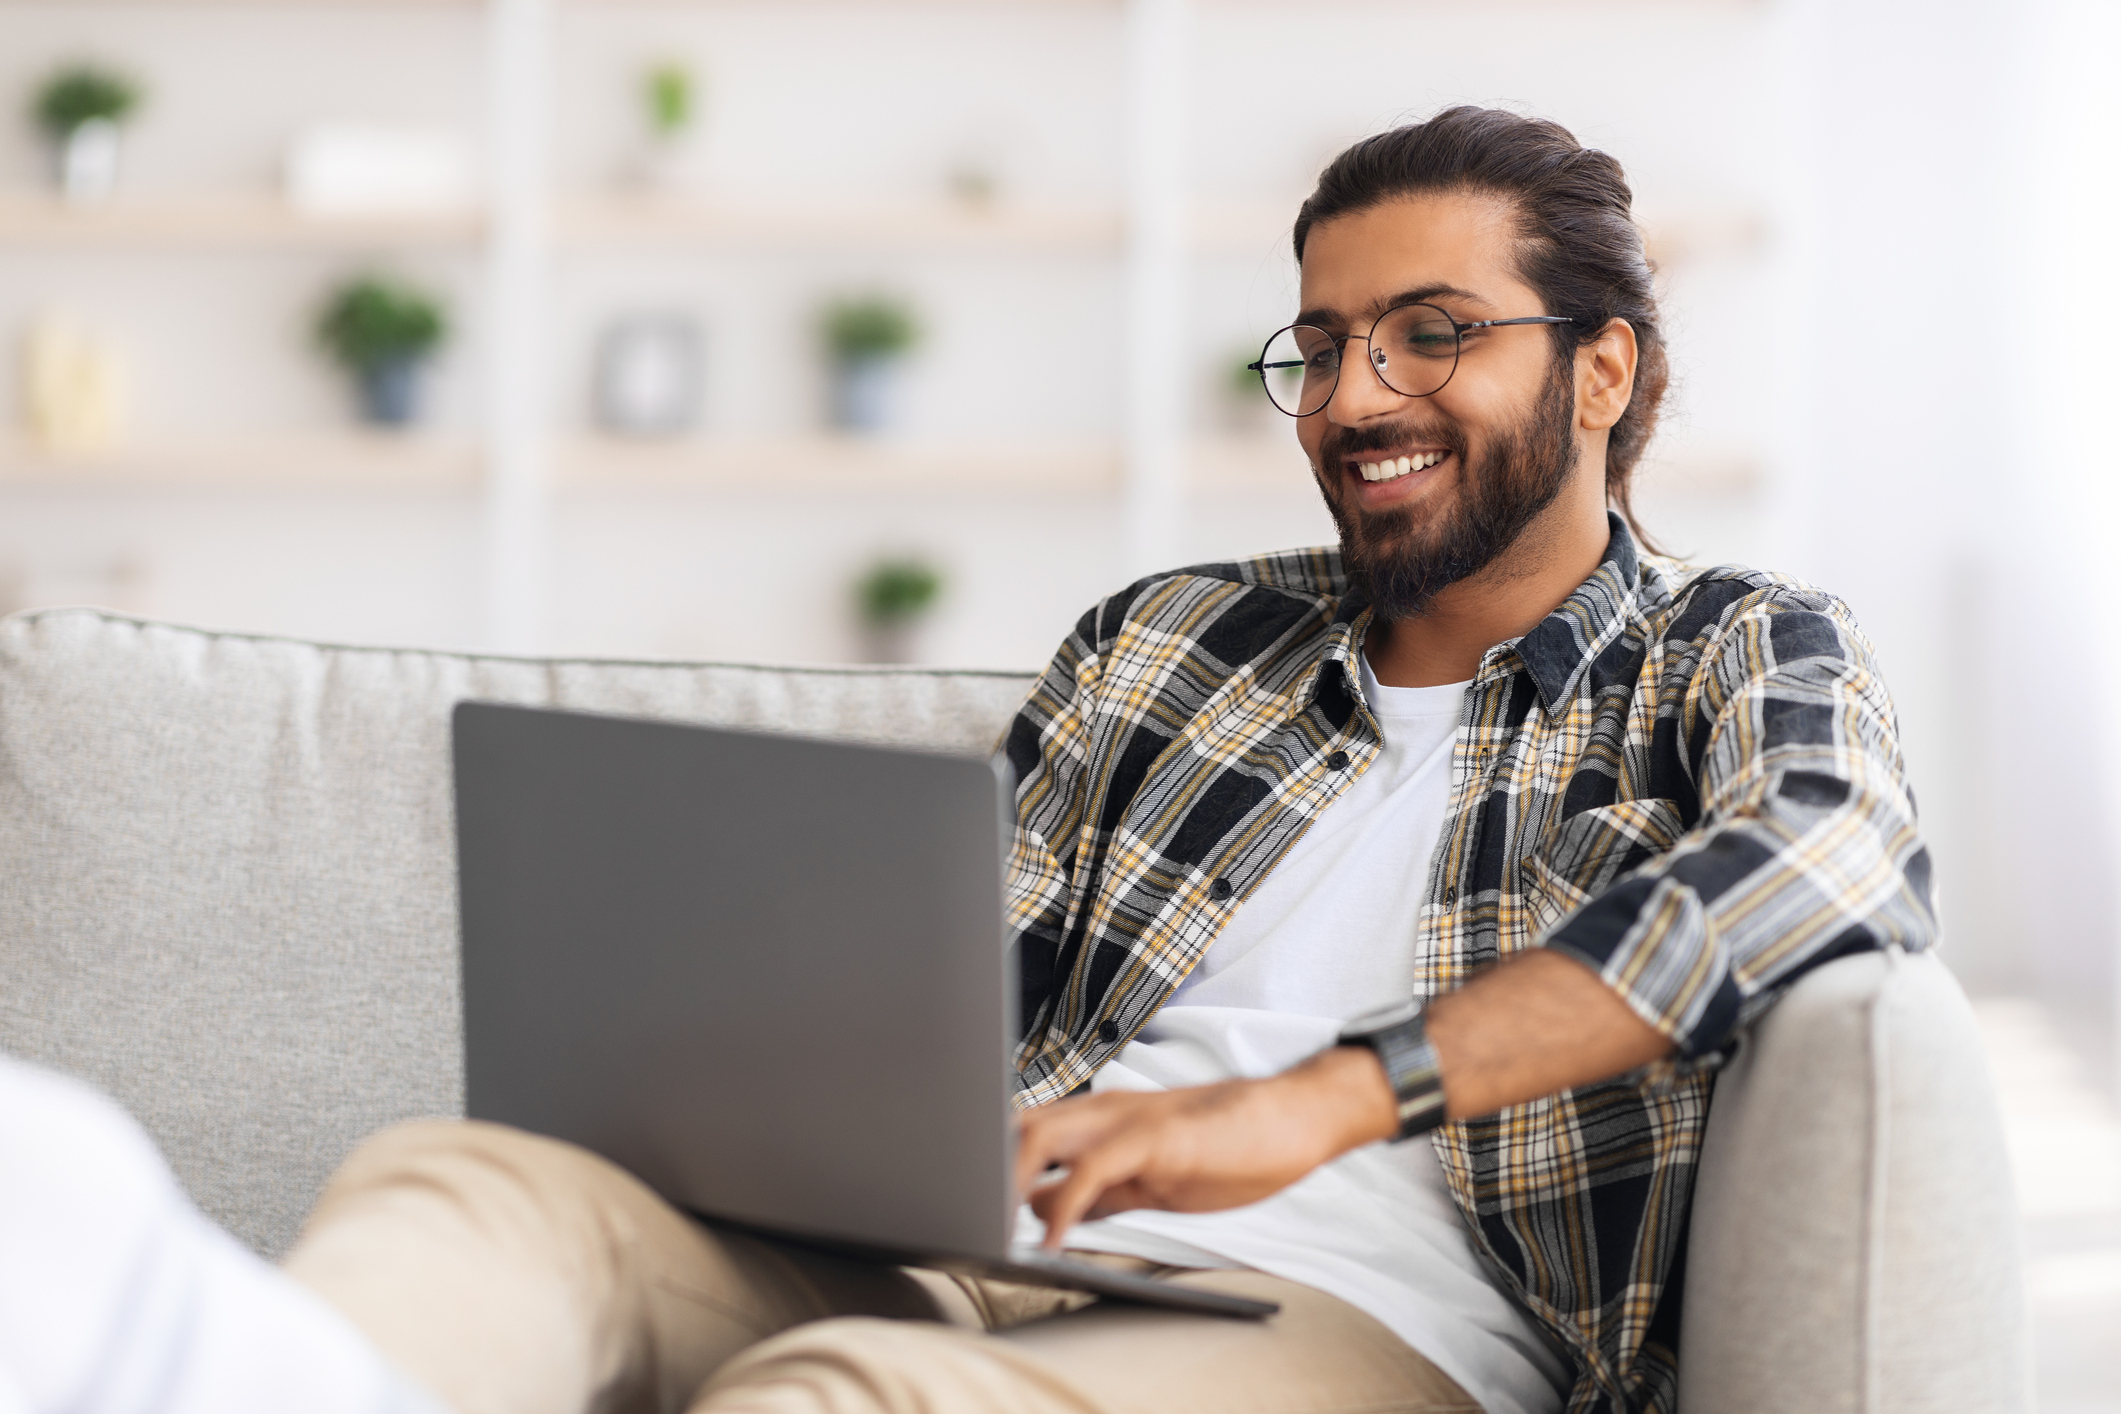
[1317,416,1468,465]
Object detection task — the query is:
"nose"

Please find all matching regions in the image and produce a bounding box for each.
[1324,333,1407,425]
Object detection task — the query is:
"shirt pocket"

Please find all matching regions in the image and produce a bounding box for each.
[1518,797,1688,940]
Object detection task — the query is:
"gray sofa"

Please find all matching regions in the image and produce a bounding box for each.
[0,609,2030,1412]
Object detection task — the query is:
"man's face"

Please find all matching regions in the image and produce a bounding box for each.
[1293,190,1583,619]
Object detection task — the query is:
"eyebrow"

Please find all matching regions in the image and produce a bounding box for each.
[1294,283,1496,330]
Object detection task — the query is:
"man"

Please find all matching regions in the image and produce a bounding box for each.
[284,107,1936,1414]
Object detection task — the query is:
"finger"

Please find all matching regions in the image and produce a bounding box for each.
[1012,1098,1132,1199]
[1031,1136,1150,1250]
[1031,1175,1152,1227]
[1080,1178,1155,1222]
[1013,1112,1068,1198]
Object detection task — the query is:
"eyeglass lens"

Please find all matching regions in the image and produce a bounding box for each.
[1256,303,1460,416]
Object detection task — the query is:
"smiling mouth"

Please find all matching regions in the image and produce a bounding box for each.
[1352,449,1449,484]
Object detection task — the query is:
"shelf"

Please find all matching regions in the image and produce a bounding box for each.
[106,1,485,6]
[0,190,1118,257]
[0,430,1758,501]
[558,0,1117,7]
[558,196,1123,255]
[1634,444,1762,497]
[0,188,1766,266]
[0,432,481,490]
[0,193,483,252]
[556,434,1121,491]
[559,434,1321,494]
[1636,208,1771,268]
[555,433,1759,498]
[1192,434,1764,497]
[1190,199,1771,266]
[1190,431,1311,488]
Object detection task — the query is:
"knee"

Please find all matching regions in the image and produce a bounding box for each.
[699,1318,1091,1414]
[326,1117,538,1179]
[702,1319,957,1414]
[318,1119,510,1200]
[307,1118,597,1236]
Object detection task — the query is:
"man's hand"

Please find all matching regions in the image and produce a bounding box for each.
[1015,1046,1398,1250]
[1013,951,1676,1250]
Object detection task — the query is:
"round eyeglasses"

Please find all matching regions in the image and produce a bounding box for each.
[1247,302,1584,417]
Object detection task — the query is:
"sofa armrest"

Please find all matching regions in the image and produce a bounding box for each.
[1679,949,2030,1412]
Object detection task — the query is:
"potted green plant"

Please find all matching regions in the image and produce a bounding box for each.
[636,60,699,190]
[853,555,943,663]
[314,274,449,427]
[1221,342,1277,434]
[33,63,142,204]
[820,295,920,433]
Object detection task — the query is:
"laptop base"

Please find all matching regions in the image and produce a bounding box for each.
[969,1248,1280,1320]
[727,1219,1278,1320]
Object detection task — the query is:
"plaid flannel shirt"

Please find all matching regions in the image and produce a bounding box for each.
[998,514,1938,1414]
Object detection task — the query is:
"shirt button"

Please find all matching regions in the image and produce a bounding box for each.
[1444,887,1458,905]
[1327,751,1351,770]
[1209,877,1235,901]
[1097,1019,1121,1043]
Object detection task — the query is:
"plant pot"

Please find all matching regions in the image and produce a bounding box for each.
[857,620,922,665]
[830,353,903,434]
[1219,389,1283,438]
[633,136,696,194]
[56,119,122,204]
[357,358,425,427]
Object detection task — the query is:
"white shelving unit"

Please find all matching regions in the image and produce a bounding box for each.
[0,0,1200,650]
[0,0,1773,660]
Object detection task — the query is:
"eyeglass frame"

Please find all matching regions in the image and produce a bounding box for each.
[1246,302,1588,416]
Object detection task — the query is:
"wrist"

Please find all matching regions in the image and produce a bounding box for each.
[1287,1044,1399,1155]
[1335,1003,1448,1141]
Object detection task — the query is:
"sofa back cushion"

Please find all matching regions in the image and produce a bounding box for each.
[0,609,1036,1256]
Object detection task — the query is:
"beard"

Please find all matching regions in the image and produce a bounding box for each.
[1314,357,1580,621]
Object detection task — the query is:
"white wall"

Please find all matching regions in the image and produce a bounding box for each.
[1764,0,2121,1020]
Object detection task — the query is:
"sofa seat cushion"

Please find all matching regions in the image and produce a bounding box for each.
[0,609,1035,1256]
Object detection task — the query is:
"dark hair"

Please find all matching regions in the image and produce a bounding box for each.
[1293,107,1669,550]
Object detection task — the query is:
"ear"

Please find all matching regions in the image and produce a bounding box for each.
[1575,318,1638,433]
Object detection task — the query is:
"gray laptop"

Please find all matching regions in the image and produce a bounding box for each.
[452,701,1275,1320]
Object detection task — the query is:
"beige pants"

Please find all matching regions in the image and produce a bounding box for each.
[284,1120,1481,1414]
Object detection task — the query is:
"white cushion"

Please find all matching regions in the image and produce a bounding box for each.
[1679,948,2031,1412]
[0,609,1036,1256]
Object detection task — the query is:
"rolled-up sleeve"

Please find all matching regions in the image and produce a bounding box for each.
[1541,590,1938,1058]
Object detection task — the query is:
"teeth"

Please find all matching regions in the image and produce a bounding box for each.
[1356,452,1446,483]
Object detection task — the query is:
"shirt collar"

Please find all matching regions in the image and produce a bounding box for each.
[1301,512,1643,718]
[1301,585,1373,712]
[1513,512,1642,715]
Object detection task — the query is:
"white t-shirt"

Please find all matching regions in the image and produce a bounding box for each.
[1018,658,1569,1414]
[0,1056,444,1414]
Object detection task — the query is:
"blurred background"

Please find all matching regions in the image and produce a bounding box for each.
[0,0,2115,1404]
